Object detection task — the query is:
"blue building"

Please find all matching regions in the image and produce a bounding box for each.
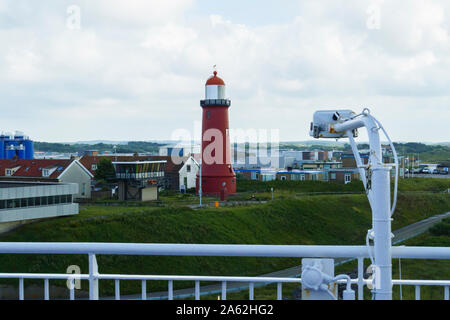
[0,131,34,159]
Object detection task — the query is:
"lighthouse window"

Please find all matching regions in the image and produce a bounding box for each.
[206,111,211,120]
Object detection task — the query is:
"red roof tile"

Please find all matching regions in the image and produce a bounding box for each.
[0,159,73,179]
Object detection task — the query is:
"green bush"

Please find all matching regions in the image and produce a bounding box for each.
[429,218,450,237]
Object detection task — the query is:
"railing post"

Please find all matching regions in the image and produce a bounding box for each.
[277,282,282,300]
[141,280,147,300]
[415,285,420,300]
[358,257,364,300]
[44,279,49,300]
[168,280,173,300]
[115,279,120,300]
[249,282,254,300]
[89,253,99,300]
[70,278,75,300]
[195,281,200,300]
[221,281,227,300]
[445,286,449,301]
[19,278,24,300]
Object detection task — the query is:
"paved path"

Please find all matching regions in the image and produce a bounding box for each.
[103,211,450,300]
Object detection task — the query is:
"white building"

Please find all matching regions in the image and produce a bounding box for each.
[0,181,79,233]
[178,156,200,192]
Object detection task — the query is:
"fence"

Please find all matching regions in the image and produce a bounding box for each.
[0,243,448,300]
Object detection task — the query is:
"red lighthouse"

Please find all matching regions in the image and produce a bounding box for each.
[196,70,236,196]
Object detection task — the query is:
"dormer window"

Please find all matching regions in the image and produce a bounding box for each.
[92,164,97,171]
[5,166,20,176]
[42,169,50,177]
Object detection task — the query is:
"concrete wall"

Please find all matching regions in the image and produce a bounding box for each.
[59,161,92,199]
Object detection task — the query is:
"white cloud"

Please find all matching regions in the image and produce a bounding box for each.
[0,0,448,142]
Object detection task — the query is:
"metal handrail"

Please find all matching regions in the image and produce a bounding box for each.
[0,243,449,259]
[0,243,449,300]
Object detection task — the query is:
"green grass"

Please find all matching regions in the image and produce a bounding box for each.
[0,190,448,297]
[202,219,450,300]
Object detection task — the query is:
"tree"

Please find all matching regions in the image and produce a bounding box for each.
[95,158,116,181]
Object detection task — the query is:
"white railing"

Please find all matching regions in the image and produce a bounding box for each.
[0,243,449,300]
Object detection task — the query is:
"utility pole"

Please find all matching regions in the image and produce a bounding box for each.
[199,162,202,207]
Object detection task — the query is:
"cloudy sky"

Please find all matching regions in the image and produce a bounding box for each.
[0,0,449,143]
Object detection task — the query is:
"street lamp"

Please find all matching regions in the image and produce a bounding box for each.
[310,108,399,300]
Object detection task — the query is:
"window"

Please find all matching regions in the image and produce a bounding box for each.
[280,176,287,181]
[41,196,48,206]
[35,197,41,206]
[0,200,5,209]
[5,169,12,176]
[206,111,211,120]
[345,174,352,184]
[186,165,191,173]
[92,164,97,170]
[7,199,14,209]
[42,169,50,177]
[330,173,336,180]
[300,174,306,181]
[48,196,54,205]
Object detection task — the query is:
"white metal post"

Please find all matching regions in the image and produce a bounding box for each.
[141,280,147,300]
[370,166,392,300]
[89,253,99,300]
[335,113,393,300]
[44,278,49,300]
[199,163,202,207]
[357,257,364,300]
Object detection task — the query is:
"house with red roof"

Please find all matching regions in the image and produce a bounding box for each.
[0,158,93,199]
[80,154,199,191]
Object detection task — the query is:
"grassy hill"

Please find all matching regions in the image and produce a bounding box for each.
[204,218,450,300]
[0,190,448,297]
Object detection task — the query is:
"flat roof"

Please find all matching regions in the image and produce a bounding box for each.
[0,181,62,188]
[112,161,167,165]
